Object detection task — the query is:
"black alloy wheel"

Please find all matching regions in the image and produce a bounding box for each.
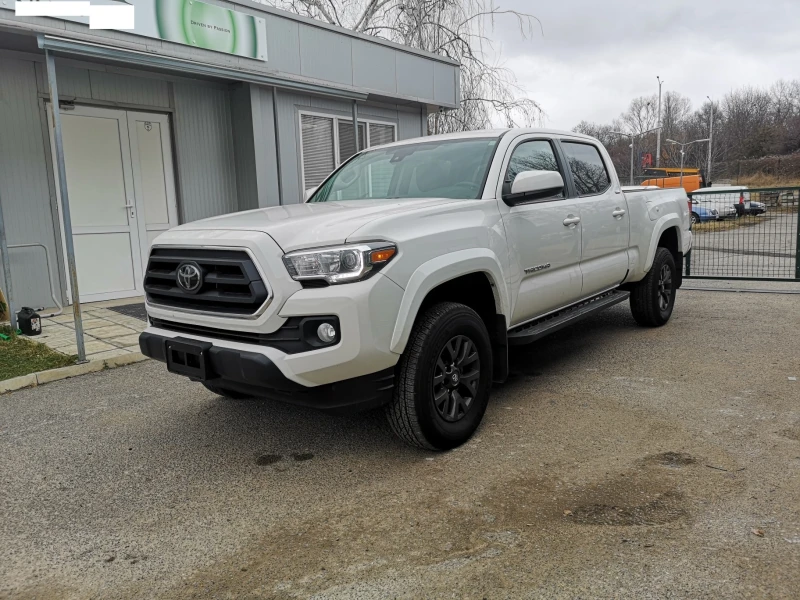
[432,335,481,423]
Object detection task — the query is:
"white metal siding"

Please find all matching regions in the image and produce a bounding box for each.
[0,57,63,308]
[231,84,259,211]
[88,71,170,107]
[172,82,239,222]
[0,5,460,108]
[34,61,171,108]
[251,85,281,208]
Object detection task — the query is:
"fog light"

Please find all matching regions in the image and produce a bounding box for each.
[317,322,337,343]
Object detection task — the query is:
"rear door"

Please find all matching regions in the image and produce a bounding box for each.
[496,136,584,325]
[559,140,629,296]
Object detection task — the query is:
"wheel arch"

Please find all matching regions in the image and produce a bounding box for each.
[644,217,684,273]
[389,249,509,357]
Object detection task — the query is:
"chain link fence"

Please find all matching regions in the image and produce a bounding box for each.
[684,187,800,281]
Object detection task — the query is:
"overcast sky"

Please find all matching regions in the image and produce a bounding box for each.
[489,0,800,129]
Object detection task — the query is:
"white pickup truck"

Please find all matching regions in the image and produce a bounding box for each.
[139,129,692,450]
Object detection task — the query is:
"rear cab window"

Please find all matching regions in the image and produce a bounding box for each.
[561,141,611,196]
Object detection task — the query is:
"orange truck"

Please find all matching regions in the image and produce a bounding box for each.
[641,168,705,194]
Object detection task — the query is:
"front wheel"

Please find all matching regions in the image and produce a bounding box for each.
[629,247,677,327]
[386,302,493,451]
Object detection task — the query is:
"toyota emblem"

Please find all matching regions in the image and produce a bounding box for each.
[176,262,203,293]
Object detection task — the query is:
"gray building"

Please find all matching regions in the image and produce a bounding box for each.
[0,0,459,309]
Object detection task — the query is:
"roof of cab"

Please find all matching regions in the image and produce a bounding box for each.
[370,128,597,151]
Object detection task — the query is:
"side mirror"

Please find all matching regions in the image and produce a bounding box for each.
[504,170,564,205]
[304,186,318,202]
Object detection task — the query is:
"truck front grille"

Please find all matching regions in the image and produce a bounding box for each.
[144,248,269,316]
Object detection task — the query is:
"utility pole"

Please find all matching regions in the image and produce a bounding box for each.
[656,76,664,167]
[612,126,662,186]
[667,138,710,188]
[706,96,714,184]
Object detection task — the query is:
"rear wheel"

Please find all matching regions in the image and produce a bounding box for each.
[202,382,253,400]
[690,212,700,225]
[630,247,677,327]
[386,302,492,451]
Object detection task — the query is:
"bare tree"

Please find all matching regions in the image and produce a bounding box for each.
[260,0,544,132]
[571,79,800,183]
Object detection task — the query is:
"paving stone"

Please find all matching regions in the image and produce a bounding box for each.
[107,334,143,348]
[47,314,76,324]
[71,318,116,330]
[89,348,131,362]
[104,352,148,367]
[53,340,116,356]
[86,325,138,339]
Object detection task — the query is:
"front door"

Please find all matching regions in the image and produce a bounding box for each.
[498,137,584,325]
[48,105,178,303]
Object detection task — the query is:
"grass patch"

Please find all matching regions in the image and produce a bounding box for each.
[0,326,76,381]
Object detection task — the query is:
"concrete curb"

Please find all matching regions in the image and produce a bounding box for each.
[0,353,149,395]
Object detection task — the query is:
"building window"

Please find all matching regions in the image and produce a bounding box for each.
[300,112,396,191]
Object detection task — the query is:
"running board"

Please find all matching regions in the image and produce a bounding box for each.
[507,290,630,346]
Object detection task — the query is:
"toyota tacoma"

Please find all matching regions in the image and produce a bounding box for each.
[139,129,692,450]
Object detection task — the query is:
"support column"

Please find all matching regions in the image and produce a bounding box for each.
[352,100,359,152]
[272,87,283,205]
[45,49,86,363]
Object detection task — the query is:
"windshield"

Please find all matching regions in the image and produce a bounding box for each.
[309,138,499,202]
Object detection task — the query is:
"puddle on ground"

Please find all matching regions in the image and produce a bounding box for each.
[255,454,282,466]
[568,490,686,526]
[779,426,800,442]
[644,451,697,468]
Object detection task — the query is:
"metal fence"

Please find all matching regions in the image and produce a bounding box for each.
[684,187,800,281]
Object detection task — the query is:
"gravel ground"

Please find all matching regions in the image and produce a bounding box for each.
[1,289,799,599]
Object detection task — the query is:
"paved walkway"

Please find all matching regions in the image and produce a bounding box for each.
[35,299,147,362]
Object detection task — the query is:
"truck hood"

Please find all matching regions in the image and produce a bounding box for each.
[173,199,462,251]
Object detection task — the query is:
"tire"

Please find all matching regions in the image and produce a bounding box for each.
[202,382,253,400]
[630,247,677,327]
[690,212,700,225]
[386,302,493,451]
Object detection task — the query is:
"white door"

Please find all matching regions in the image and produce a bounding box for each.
[126,112,179,271]
[49,105,179,303]
[559,140,630,296]
[497,138,584,325]
[49,105,143,303]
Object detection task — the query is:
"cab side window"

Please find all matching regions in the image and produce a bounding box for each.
[503,140,563,198]
[561,142,611,196]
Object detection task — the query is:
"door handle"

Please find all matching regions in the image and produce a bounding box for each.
[612,208,626,217]
[123,203,136,219]
[563,216,581,226]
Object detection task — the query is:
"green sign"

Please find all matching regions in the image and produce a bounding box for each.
[155,0,266,60]
[13,0,267,61]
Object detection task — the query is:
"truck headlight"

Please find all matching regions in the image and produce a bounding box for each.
[282,243,397,285]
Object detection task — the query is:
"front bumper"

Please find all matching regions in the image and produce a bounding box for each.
[139,331,395,413]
